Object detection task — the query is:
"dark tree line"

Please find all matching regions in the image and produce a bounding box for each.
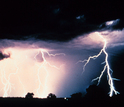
[24,84,108,99]
[25,92,56,99]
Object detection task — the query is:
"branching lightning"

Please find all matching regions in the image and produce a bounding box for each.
[0,31,120,98]
[0,54,27,97]
[78,32,120,97]
[34,49,65,98]
[0,48,65,98]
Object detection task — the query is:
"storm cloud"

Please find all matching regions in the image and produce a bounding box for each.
[0,0,124,98]
[0,0,124,41]
[0,51,10,60]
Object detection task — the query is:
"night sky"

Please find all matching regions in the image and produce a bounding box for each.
[0,0,124,98]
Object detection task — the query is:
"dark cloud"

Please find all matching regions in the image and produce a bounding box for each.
[99,19,123,31]
[0,0,124,41]
[0,51,10,60]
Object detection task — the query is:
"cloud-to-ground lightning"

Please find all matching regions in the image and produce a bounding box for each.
[78,32,120,97]
[34,49,65,98]
[0,52,27,97]
[0,48,65,98]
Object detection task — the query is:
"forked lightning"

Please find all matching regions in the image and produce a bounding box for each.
[78,32,119,97]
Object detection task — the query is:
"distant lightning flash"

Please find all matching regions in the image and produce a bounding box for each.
[34,49,65,98]
[0,48,65,98]
[78,32,120,97]
[0,54,26,97]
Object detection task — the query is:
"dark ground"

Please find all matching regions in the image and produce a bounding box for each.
[0,96,123,107]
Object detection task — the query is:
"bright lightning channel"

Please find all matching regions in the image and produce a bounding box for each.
[78,32,120,97]
[34,49,65,98]
[0,48,65,98]
[0,56,26,97]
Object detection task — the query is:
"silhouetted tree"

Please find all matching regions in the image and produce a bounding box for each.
[47,93,56,99]
[71,92,82,99]
[85,85,107,99]
[25,92,34,98]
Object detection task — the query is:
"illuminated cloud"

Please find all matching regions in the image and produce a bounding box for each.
[0,47,66,98]
[105,19,120,26]
[0,27,124,98]
[0,1,124,98]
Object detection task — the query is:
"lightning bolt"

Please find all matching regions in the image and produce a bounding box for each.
[78,32,120,97]
[0,53,26,97]
[34,49,65,98]
[0,48,65,98]
[1,61,15,97]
